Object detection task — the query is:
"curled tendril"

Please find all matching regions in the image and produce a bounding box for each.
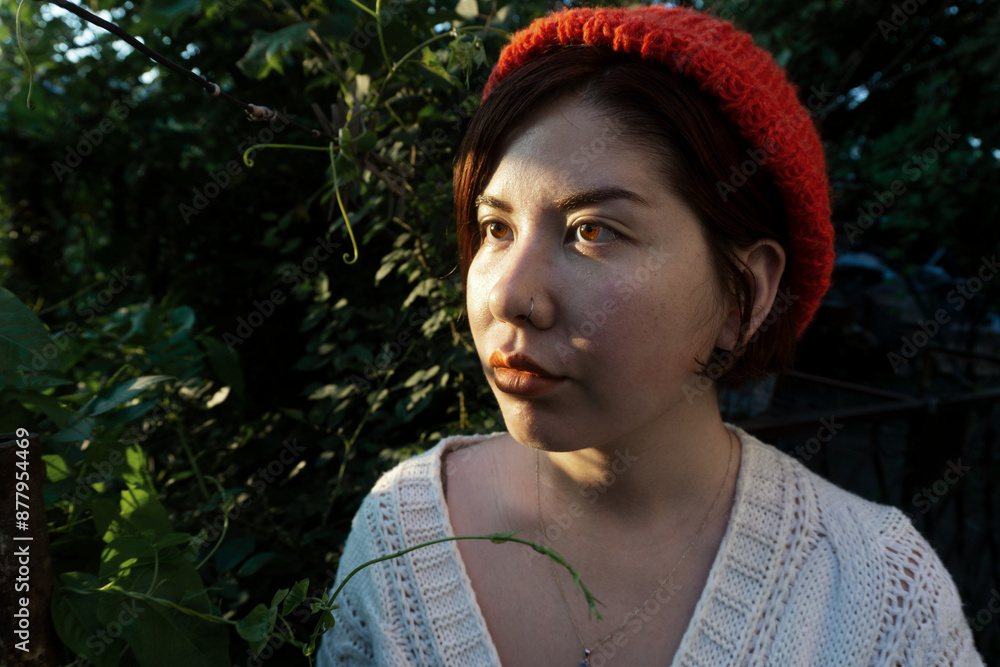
[15,0,36,110]
[240,141,359,264]
[242,142,329,167]
[329,142,359,265]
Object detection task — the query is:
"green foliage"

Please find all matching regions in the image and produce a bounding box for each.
[1,0,998,661]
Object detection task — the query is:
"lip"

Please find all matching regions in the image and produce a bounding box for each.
[488,350,565,397]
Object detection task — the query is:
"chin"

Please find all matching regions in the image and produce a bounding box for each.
[498,404,590,453]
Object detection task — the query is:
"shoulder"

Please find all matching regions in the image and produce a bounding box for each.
[357,430,507,528]
[734,423,923,549]
[317,431,507,667]
[729,426,982,665]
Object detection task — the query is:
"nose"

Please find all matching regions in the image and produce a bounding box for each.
[486,232,553,329]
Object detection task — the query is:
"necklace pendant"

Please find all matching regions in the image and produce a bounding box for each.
[580,648,591,666]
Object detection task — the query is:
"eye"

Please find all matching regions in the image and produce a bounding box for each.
[485,221,510,240]
[570,221,620,244]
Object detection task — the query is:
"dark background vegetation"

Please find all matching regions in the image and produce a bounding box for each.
[1,0,999,662]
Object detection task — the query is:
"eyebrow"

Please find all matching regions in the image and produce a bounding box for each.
[474,187,651,214]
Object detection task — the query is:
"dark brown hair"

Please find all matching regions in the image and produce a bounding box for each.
[454,46,798,387]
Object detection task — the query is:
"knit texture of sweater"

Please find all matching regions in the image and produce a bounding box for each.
[317,427,984,666]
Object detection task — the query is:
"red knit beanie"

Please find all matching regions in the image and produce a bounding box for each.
[483,6,834,337]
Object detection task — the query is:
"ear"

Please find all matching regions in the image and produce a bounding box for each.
[715,239,786,351]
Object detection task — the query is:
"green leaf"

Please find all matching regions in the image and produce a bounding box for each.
[282,578,310,615]
[153,532,194,549]
[238,551,281,576]
[124,594,230,667]
[356,129,378,153]
[118,487,175,539]
[270,587,290,608]
[101,397,161,426]
[448,36,485,84]
[7,389,76,428]
[44,478,76,506]
[0,370,72,392]
[151,0,200,18]
[100,533,156,580]
[203,336,245,399]
[90,375,172,417]
[52,573,123,667]
[235,603,271,643]
[0,287,54,375]
[235,602,277,655]
[43,454,71,482]
[214,533,256,573]
[50,415,94,443]
[419,46,460,87]
[237,23,314,79]
[122,444,154,490]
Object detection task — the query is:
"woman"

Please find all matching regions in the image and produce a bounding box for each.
[319,6,983,665]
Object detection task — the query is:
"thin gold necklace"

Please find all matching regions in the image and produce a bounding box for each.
[534,431,735,667]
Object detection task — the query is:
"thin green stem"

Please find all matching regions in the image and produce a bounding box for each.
[333,340,414,493]
[326,533,604,621]
[375,0,392,74]
[15,0,35,110]
[243,143,331,167]
[375,26,509,105]
[37,277,108,315]
[176,422,209,500]
[329,142,359,264]
[195,488,230,571]
[65,586,236,625]
[145,549,159,596]
[343,0,377,18]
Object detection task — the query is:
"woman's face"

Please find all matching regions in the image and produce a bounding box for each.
[466,98,728,452]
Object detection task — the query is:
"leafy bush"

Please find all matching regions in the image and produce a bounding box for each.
[2,0,998,662]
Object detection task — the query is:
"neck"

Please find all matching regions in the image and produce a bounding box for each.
[535,393,738,530]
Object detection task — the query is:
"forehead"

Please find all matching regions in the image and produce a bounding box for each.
[483,100,664,199]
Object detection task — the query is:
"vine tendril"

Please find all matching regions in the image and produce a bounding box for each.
[242,143,330,167]
[15,0,36,110]
[330,142,359,265]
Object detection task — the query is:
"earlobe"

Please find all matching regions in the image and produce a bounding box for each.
[714,239,787,351]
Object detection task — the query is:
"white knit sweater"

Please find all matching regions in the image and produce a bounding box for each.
[317,427,984,666]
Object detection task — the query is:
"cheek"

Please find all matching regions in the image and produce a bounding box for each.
[577,265,717,374]
[465,256,493,342]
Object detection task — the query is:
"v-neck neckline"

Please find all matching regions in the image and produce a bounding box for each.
[430,426,774,666]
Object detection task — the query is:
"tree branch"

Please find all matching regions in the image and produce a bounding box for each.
[36,0,329,139]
